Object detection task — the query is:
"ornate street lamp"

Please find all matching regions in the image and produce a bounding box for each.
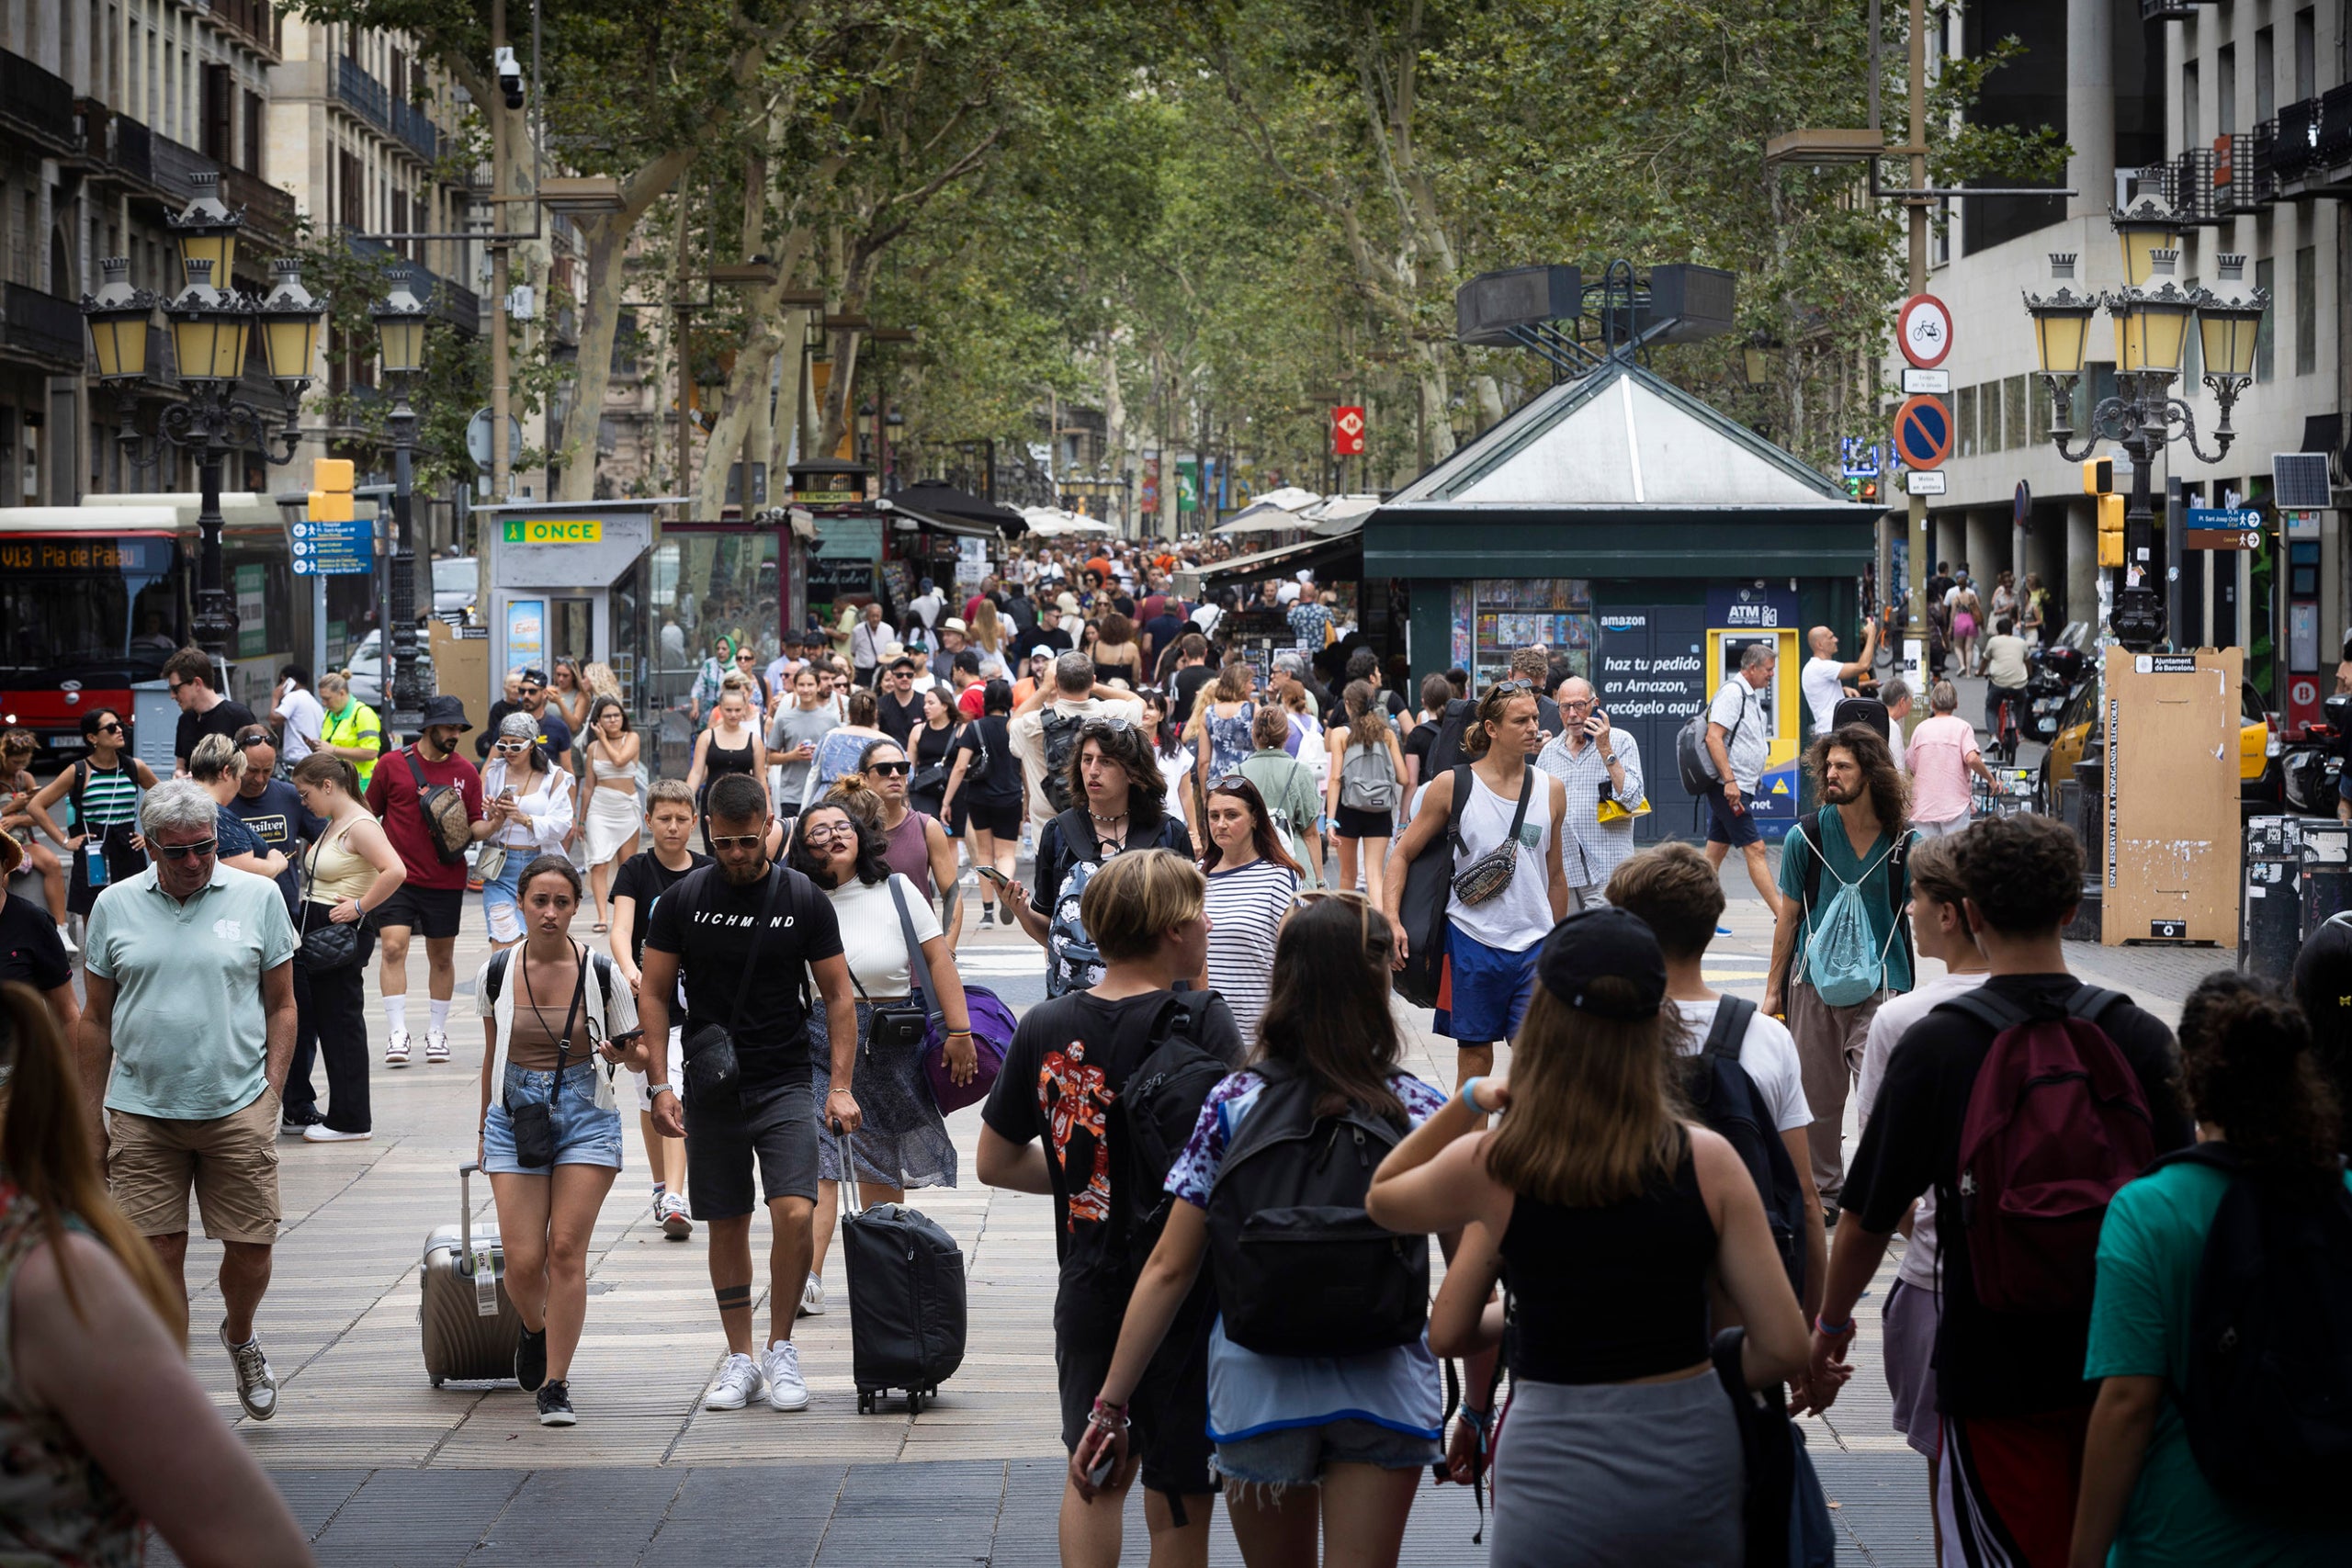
[82,175,324,662]
[371,266,432,733]
[2196,254,2266,439]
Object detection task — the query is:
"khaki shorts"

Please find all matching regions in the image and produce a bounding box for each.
[107,1090,282,1246]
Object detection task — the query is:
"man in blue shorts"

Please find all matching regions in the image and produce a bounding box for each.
[1702,641,1786,918]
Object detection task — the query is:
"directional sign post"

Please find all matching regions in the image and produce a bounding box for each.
[1893,394,1953,471]
[289,517,373,576]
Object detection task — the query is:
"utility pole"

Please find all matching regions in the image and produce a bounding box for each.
[490,0,513,509]
[1903,0,1928,656]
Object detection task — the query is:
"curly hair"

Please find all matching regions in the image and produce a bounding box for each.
[786,800,891,889]
[2178,972,2343,1179]
[1952,814,2085,934]
[1804,723,1908,836]
[1064,719,1168,830]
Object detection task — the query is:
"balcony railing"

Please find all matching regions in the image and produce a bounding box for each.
[0,48,78,153]
[153,132,217,207]
[220,164,298,250]
[2,283,88,369]
[209,0,277,57]
[2163,148,2221,224]
[335,56,391,133]
[2271,89,2352,197]
[343,234,481,336]
[390,99,439,163]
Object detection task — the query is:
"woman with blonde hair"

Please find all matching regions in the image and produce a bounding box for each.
[969,599,1010,680]
[1364,908,1810,1566]
[481,712,576,951]
[578,696,641,933]
[0,983,315,1562]
[288,753,406,1124]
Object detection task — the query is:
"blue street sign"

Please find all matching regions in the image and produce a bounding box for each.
[290,516,373,576]
[2185,507,2262,530]
[1839,437,1882,479]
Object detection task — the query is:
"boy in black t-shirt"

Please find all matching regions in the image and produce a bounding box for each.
[1806,815,2188,1567]
[979,849,1242,1562]
[639,773,857,1416]
[609,779,710,1238]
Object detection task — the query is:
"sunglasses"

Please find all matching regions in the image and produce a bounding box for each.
[1080,716,1136,739]
[96,722,123,735]
[865,760,910,776]
[1488,680,1534,697]
[707,832,765,852]
[1210,773,1251,793]
[153,838,217,861]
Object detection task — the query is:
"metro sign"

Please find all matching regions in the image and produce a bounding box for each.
[1332,405,1366,456]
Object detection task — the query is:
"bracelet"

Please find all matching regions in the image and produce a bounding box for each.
[1088,1397,1130,1432]
[1815,1314,1855,1337]
[1458,1077,1486,1113]
[1455,1404,1491,1429]
[946,1028,974,1038]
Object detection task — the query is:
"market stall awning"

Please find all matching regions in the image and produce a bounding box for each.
[1212,495,1317,536]
[876,500,1000,541]
[1020,506,1113,536]
[1195,520,1363,585]
[880,479,1026,537]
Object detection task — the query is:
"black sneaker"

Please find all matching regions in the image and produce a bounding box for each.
[279,1104,324,1132]
[514,1325,547,1392]
[536,1380,575,1427]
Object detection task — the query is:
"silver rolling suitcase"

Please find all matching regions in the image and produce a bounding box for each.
[421,1162,522,1386]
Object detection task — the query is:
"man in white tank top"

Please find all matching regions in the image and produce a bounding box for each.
[1380,682,1567,1086]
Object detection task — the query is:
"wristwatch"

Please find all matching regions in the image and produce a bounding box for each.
[647,1083,675,1100]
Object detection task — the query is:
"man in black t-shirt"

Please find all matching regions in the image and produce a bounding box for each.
[876,659,923,748]
[639,772,857,1416]
[0,832,74,1032]
[1806,815,2188,1566]
[978,849,1241,1549]
[609,779,711,1239]
[1168,635,1215,723]
[164,647,258,775]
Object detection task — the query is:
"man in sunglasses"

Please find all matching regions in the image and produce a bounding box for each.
[164,647,259,778]
[515,670,575,774]
[79,778,299,1424]
[638,771,861,1415]
[876,658,922,748]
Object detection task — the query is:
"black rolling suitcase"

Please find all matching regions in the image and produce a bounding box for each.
[835,1128,967,1413]
[420,1162,522,1386]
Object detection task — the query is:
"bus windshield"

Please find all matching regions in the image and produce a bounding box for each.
[0,536,180,679]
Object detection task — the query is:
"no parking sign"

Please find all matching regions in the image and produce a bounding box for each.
[1894,395,1952,471]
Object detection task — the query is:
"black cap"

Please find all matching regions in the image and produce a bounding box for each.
[519,667,548,686]
[418,694,472,731]
[1535,907,1668,1019]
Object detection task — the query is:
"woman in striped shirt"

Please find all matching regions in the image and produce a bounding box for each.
[1199,774,1301,1048]
[29,708,157,921]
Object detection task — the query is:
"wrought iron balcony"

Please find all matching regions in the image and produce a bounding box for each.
[0,283,85,370]
[0,48,78,154]
[2162,148,2222,224]
[390,98,439,163]
[2272,87,2352,197]
[335,55,391,133]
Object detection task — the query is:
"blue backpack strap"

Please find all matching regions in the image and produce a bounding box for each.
[1702,996,1757,1064]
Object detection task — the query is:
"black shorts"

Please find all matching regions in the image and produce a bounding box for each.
[371,883,466,940]
[1057,1282,1219,1499]
[684,1069,820,1220]
[966,796,1023,839]
[1333,804,1394,839]
[1703,784,1762,849]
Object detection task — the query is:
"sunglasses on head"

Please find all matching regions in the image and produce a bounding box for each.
[1488,680,1533,697]
[153,838,217,861]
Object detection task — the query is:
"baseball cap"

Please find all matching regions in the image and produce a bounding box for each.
[1029,646,1055,660]
[1534,908,1668,1019]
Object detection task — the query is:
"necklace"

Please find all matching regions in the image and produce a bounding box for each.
[519,940,578,1051]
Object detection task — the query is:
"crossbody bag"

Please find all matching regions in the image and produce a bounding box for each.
[681,865,790,1102]
[297,821,366,972]
[503,946,588,1168]
[1451,766,1534,907]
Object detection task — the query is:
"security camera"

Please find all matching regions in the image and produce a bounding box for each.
[493,47,524,109]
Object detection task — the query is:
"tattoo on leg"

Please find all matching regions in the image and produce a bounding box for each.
[715,1283,752,1310]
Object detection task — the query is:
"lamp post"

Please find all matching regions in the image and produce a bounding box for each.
[2022,226,2263,651]
[80,173,325,663]
[371,265,431,734]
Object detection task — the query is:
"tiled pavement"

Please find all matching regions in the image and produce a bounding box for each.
[141,852,2227,1564]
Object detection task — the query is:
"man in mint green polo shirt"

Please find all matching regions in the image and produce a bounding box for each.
[80,779,299,1423]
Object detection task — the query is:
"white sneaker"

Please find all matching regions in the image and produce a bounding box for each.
[301,1124,371,1143]
[703,1351,765,1410]
[54,923,76,955]
[219,1321,277,1420]
[760,1339,808,1411]
[797,1276,826,1317]
[424,1030,450,1065]
[384,1032,412,1068]
[658,1192,693,1240]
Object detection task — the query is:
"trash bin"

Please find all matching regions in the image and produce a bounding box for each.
[2242,816,2306,980]
[2300,819,2352,937]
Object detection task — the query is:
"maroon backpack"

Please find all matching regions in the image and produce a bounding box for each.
[1938,985,2157,1314]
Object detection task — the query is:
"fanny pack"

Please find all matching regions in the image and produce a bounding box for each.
[682,865,789,1102]
[1451,768,1534,907]
[504,946,588,1169]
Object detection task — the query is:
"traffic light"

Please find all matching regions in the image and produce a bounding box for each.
[1860,477,1881,504]
[2098,492,2125,567]
[310,457,355,523]
[2082,456,2115,495]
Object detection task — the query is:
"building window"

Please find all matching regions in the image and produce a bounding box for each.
[1984,380,2004,453]
[2184,61,2199,147]
[2297,8,2317,100]
[243,91,264,175]
[2256,28,2276,125]
[1957,383,1978,457]
[2220,44,2237,132]
[2256,255,2276,381]
[2296,244,2316,375]
[2030,377,2052,446]
[2004,375,2028,448]
[201,62,231,163]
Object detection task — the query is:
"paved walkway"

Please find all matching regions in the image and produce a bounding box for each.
[141,845,2229,1565]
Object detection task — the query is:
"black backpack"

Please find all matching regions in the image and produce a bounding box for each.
[1114,990,1231,1266]
[1205,1071,1429,1358]
[1039,710,1087,813]
[1395,764,1474,1009]
[1421,697,1475,781]
[1680,997,1809,1300]
[2143,1142,2352,1513]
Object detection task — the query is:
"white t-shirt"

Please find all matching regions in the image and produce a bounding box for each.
[826,873,944,998]
[1856,968,1990,1291]
[276,684,325,762]
[1801,656,1848,734]
[1672,998,1811,1135]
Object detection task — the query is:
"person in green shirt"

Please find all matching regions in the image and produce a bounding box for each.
[2075,972,2352,1568]
[316,671,385,792]
[1236,701,1323,887]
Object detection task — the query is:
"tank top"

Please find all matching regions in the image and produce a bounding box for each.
[0,1178,144,1562]
[705,727,756,780]
[1446,764,1556,950]
[1205,702,1257,778]
[303,815,376,907]
[72,760,140,831]
[881,809,936,897]
[1498,1138,1717,1383]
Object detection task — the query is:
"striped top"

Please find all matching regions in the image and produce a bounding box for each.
[1203,856,1298,1048]
[73,761,141,830]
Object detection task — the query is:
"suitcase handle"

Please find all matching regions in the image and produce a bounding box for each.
[458,1161,481,1276]
[830,1121,863,1217]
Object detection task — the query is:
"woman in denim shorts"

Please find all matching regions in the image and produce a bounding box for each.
[481,713,576,950]
[475,854,640,1428]
[1071,897,1453,1565]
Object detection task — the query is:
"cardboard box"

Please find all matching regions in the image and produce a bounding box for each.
[2101,647,2242,944]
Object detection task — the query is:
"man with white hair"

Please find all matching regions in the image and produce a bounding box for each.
[78,778,299,1421]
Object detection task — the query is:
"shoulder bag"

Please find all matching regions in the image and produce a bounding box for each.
[297,822,365,972]
[407,748,474,864]
[680,865,790,1102]
[882,876,1012,1114]
[503,945,587,1170]
[1450,766,1534,907]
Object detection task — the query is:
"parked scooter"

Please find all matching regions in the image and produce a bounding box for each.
[2023,621,2093,743]
[2281,693,2352,816]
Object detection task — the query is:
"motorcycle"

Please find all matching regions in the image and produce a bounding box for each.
[2280,693,2352,816]
[2023,621,2093,744]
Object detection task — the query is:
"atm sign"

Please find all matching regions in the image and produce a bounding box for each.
[502,518,603,545]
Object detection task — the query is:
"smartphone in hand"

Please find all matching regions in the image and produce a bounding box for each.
[977,865,1012,891]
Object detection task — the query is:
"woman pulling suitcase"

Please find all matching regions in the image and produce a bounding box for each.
[473,854,642,1426]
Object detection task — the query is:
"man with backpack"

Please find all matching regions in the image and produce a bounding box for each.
[361,697,489,1067]
[1806,814,2188,1567]
[1009,652,1145,823]
[1762,723,1914,1216]
[978,850,1244,1568]
[1693,640,1785,915]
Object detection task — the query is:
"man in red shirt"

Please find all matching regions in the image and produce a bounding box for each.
[361,695,489,1066]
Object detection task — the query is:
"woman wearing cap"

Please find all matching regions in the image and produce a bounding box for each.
[481,712,576,951]
[1363,908,1811,1567]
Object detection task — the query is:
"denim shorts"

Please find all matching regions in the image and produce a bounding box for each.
[481,1061,624,1173]
[480,849,529,943]
[1213,1418,1442,1490]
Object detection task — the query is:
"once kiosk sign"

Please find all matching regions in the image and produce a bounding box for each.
[502,517,605,545]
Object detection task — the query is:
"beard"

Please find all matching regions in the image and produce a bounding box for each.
[1823,780,1860,805]
[717,848,769,886]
